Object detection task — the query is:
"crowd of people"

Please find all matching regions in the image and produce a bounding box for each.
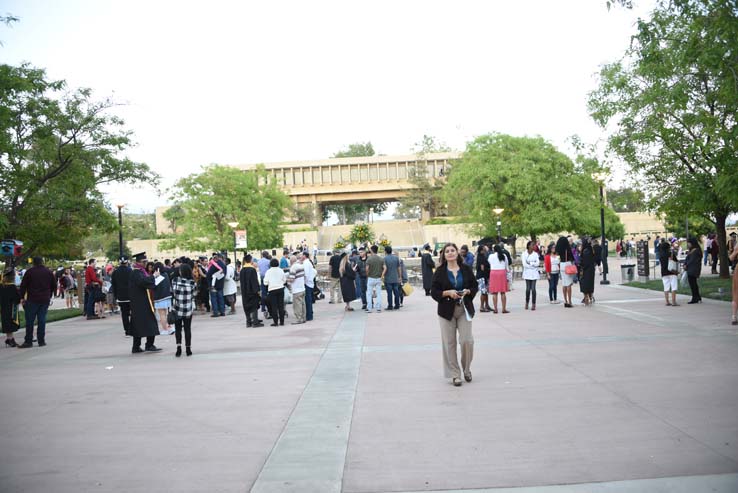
[1,232,737,382]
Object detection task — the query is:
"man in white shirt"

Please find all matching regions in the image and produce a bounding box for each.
[224,258,238,315]
[301,251,316,322]
[288,255,306,324]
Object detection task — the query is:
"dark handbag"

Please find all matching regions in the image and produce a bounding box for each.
[167,310,176,325]
[313,285,324,300]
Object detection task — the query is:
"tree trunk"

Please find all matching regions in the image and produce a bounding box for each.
[715,214,730,279]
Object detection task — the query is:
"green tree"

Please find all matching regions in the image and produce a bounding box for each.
[444,134,623,241]
[664,212,714,239]
[588,0,738,277]
[396,135,452,220]
[82,212,156,259]
[327,142,388,224]
[0,63,154,259]
[333,142,375,158]
[161,165,290,252]
[607,187,647,212]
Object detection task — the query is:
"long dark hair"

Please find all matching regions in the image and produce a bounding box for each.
[179,263,193,280]
[439,243,459,266]
[493,244,505,262]
[555,236,572,262]
[687,237,701,253]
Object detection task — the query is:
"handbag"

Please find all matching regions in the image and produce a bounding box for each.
[565,264,578,275]
[668,259,678,273]
[167,310,176,325]
[401,283,413,296]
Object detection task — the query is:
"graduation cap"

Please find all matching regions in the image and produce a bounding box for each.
[119,255,130,263]
[133,252,147,262]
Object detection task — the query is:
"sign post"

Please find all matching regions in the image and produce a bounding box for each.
[636,240,650,282]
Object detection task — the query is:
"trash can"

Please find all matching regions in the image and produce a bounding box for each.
[621,264,635,283]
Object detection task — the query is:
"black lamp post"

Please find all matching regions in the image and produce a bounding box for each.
[493,207,504,243]
[116,203,125,259]
[593,174,610,285]
[228,221,239,264]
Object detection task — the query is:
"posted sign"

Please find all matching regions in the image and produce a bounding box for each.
[235,230,248,249]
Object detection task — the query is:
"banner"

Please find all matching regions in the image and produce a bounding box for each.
[235,230,248,249]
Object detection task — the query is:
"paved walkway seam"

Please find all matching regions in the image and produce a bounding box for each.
[250,312,366,493]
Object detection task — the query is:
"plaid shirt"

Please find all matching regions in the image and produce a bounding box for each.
[171,277,195,318]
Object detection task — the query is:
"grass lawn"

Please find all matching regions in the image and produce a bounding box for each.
[625,276,733,302]
[18,307,83,326]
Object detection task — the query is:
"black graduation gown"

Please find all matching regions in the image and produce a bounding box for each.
[240,266,261,312]
[340,267,357,302]
[0,284,20,333]
[128,268,158,337]
[579,248,596,294]
[421,253,435,291]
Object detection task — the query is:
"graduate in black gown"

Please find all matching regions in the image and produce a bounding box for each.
[128,252,161,353]
[421,245,435,296]
[240,254,263,327]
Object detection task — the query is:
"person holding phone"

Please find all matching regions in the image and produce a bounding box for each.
[431,243,478,387]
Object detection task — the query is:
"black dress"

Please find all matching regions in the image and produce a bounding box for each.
[421,253,435,293]
[239,266,261,312]
[128,268,159,338]
[340,267,357,303]
[0,283,20,334]
[579,247,595,294]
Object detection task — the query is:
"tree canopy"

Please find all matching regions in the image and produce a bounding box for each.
[588,0,738,277]
[395,135,451,219]
[607,187,647,213]
[444,134,624,241]
[327,142,387,224]
[0,63,153,259]
[161,165,290,252]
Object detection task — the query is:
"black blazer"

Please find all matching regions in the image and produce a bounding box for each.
[431,263,478,321]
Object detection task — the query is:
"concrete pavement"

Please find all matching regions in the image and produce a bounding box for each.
[1,278,737,492]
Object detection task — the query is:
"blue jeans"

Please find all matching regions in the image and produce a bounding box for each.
[24,302,49,344]
[305,285,314,321]
[548,273,559,301]
[84,286,96,316]
[385,282,400,309]
[366,277,382,311]
[356,276,367,307]
[210,288,225,315]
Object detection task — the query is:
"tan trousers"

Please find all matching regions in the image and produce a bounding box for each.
[293,291,305,322]
[439,304,474,379]
[330,278,343,303]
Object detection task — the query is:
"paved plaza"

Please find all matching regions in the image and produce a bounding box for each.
[1,276,737,493]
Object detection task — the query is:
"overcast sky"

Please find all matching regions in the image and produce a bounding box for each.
[2,0,655,214]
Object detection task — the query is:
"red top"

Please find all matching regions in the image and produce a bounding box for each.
[544,254,552,273]
[85,265,102,286]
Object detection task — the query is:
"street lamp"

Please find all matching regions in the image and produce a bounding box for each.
[116,203,125,259]
[592,172,610,285]
[493,207,504,243]
[227,221,239,265]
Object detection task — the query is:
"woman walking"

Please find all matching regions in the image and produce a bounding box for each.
[431,243,478,387]
[171,263,195,357]
[685,237,703,304]
[488,244,510,314]
[579,238,596,306]
[339,253,357,311]
[522,241,540,310]
[476,245,491,312]
[659,239,680,306]
[263,258,287,326]
[153,262,174,335]
[556,236,575,308]
[544,243,560,304]
[0,271,20,347]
